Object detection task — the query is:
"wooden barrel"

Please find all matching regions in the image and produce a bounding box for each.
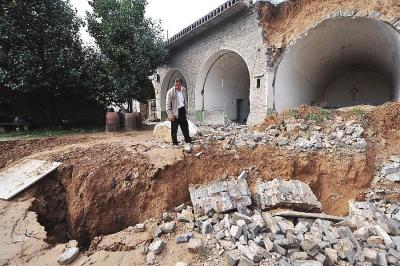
[106,112,120,132]
[124,113,137,131]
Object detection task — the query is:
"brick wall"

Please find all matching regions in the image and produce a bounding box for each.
[153,4,269,125]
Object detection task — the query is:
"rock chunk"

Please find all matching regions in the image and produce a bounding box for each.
[188,238,205,254]
[189,180,251,214]
[225,249,241,266]
[133,223,145,232]
[256,179,322,212]
[149,239,166,255]
[58,247,79,265]
[161,221,176,234]
[176,233,191,243]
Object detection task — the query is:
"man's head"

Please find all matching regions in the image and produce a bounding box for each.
[174,78,182,91]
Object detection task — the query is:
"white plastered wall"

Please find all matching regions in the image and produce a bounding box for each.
[198,51,250,123]
[274,17,400,112]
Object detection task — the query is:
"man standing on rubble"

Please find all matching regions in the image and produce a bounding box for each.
[166,78,192,146]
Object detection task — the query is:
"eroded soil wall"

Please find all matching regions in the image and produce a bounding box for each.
[258,0,400,46]
[31,144,374,248]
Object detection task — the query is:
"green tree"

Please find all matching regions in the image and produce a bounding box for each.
[0,0,87,125]
[87,0,166,111]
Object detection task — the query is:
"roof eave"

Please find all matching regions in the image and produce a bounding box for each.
[166,0,250,49]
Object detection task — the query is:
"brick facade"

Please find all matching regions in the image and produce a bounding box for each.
[153,3,269,125]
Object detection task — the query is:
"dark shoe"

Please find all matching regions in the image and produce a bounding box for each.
[173,142,179,146]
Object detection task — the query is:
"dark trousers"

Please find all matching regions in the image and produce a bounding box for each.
[171,107,191,144]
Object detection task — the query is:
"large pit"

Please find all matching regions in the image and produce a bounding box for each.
[26,143,374,249]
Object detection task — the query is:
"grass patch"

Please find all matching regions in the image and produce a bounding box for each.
[0,127,102,140]
[307,108,333,122]
[288,109,300,118]
[351,107,366,117]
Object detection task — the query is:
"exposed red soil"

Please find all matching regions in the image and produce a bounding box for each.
[258,0,400,46]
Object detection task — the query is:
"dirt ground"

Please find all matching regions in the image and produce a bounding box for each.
[1,103,400,265]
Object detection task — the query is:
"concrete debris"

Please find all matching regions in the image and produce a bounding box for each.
[256,179,322,212]
[225,249,241,265]
[374,225,393,248]
[176,233,192,243]
[177,209,194,223]
[161,221,176,234]
[189,179,251,214]
[188,238,205,254]
[238,256,256,266]
[238,171,248,180]
[57,247,79,265]
[238,243,263,263]
[147,174,394,265]
[194,116,367,153]
[133,223,145,232]
[149,239,166,255]
[363,247,378,263]
[378,157,400,183]
[201,221,213,235]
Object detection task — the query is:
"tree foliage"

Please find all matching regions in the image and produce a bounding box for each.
[87,0,166,110]
[0,0,91,124]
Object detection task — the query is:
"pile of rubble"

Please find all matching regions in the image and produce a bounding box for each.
[196,115,367,153]
[365,155,400,201]
[133,172,400,266]
[261,117,367,152]
[376,156,400,183]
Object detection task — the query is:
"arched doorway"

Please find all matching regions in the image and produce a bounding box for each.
[274,17,400,112]
[196,50,250,124]
[160,69,187,120]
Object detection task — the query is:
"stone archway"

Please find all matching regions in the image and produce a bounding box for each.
[274,17,400,112]
[196,50,250,124]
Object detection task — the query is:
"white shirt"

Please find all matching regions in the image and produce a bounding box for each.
[176,89,185,108]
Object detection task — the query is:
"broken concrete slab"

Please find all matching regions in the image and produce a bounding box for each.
[255,179,322,212]
[189,179,251,214]
[0,159,61,200]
